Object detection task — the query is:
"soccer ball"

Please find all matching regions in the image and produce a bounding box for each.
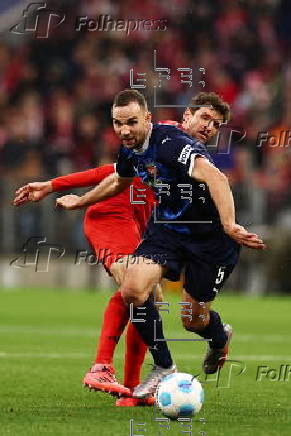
[155,372,204,419]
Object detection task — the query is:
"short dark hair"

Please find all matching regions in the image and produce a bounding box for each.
[189,92,230,122]
[113,89,148,111]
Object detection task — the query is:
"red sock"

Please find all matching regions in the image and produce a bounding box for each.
[95,291,129,365]
[124,322,147,389]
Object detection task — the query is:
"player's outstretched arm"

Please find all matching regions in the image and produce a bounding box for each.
[13,181,53,206]
[51,165,115,191]
[56,173,133,210]
[13,165,116,207]
[191,157,266,249]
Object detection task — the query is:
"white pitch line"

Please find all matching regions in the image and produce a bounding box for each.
[0,352,290,361]
[0,326,290,342]
[177,354,291,362]
[0,352,90,359]
[0,326,100,337]
[231,334,291,343]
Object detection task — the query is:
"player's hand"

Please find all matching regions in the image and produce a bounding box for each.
[13,182,53,206]
[56,194,83,210]
[224,224,266,249]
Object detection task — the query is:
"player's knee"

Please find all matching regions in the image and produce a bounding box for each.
[110,262,125,286]
[120,285,145,307]
[182,313,209,332]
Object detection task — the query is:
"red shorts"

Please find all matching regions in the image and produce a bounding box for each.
[84,217,141,271]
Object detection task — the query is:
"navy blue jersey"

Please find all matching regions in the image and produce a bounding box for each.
[116,124,222,236]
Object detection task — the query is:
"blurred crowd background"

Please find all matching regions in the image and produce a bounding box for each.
[0,0,290,293]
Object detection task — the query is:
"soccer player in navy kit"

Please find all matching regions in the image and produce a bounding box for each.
[57,90,265,398]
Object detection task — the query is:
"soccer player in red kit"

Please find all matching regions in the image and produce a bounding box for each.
[14,163,156,407]
[13,120,185,405]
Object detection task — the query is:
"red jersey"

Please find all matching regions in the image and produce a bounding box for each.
[51,164,155,236]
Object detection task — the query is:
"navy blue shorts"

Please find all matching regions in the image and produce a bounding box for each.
[134,221,240,302]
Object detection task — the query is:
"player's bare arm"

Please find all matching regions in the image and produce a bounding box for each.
[13,165,116,207]
[56,173,133,210]
[191,156,265,249]
[13,181,53,206]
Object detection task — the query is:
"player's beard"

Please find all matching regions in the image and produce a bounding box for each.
[122,134,144,149]
[121,127,148,149]
[122,137,136,147]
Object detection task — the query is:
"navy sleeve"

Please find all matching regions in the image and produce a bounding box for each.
[115,147,136,178]
[157,131,212,177]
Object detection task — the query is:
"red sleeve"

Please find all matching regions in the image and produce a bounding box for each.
[51,164,115,192]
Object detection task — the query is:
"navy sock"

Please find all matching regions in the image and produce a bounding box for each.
[131,298,173,368]
[197,310,227,349]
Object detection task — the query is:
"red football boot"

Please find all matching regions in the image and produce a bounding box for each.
[115,395,155,407]
[83,364,131,397]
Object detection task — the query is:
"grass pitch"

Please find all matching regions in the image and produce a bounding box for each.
[0,289,290,436]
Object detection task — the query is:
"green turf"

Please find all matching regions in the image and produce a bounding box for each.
[0,289,290,436]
